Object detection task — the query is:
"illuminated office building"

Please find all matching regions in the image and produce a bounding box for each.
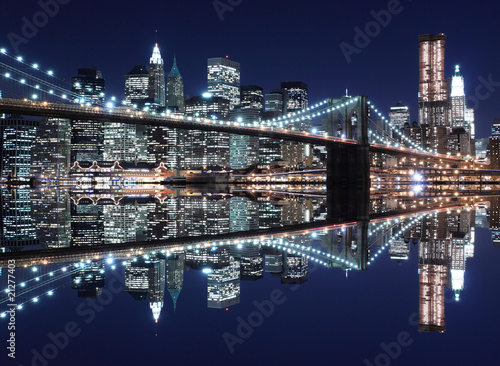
[185,246,230,270]
[240,85,264,112]
[125,65,151,107]
[0,116,38,179]
[149,197,231,240]
[166,253,185,311]
[418,34,448,127]
[207,258,241,308]
[166,55,185,112]
[389,239,410,262]
[229,197,259,232]
[230,243,263,281]
[71,260,105,298]
[281,81,308,112]
[233,85,263,169]
[282,253,308,284]
[0,188,38,250]
[265,254,284,273]
[70,204,104,247]
[418,239,448,332]
[71,118,103,163]
[174,95,230,168]
[148,43,166,107]
[103,203,150,244]
[229,108,259,169]
[125,257,166,323]
[265,91,284,114]
[71,67,105,105]
[70,69,105,163]
[103,120,140,162]
[32,189,71,248]
[125,262,149,301]
[389,102,410,129]
[32,118,71,179]
[207,57,240,108]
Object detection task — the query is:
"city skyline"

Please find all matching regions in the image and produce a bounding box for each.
[1,0,499,138]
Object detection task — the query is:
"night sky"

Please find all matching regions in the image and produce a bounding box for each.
[1,0,500,138]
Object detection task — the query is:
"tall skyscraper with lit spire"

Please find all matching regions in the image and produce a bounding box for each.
[148,43,166,107]
[166,55,185,112]
[450,65,465,128]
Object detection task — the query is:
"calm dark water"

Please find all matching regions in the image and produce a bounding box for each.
[1,189,498,366]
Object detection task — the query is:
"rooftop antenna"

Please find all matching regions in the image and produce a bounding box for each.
[345,88,349,97]
[155,29,158,45]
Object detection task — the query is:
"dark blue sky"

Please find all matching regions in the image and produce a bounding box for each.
[1,0,500,137]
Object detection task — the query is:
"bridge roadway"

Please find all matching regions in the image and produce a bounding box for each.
[0,98,465,164]
[0,200,473,268]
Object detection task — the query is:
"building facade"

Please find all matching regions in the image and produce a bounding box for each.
[207,57,240,108]
[418,34,448,127]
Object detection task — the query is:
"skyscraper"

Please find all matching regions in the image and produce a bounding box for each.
[228,85,263,169]
[71,118,103,162]
[265,90,286,115]
[0,116,38,180]
[0,188,38,250]
[418,237,449,333]
[125,65,150,107]
[450,65,465,128]
[71,260,105,298]
[32,118,71,179]
[71,67,105,105]
[281,81,308,112]
[125,257,166,323]
[148,43,166,107]
[71,67,106,162]
[389,102,410,129]
[207,258,241,308]
[166,55,185,112]
[166,253,185,311]
[207,57,240,108]
[240,85,264,112]
[103,121,140,162]
[418,34,448,127]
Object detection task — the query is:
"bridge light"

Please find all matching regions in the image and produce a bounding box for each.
[62,94,67,99]
[20,78,25,83]
[17,56,23,61]
[106,102,114,109]
[35,85,40,89]
[33,63,39,69]
[0,48,6,53]
[47,70,53,75]
[4,72,9,78]
[111,96,116,101]
[49,90,53,94]
[32,94,37,99]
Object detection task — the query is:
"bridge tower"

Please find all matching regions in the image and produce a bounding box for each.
[326,96,370,224]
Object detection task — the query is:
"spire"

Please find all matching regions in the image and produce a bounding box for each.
[150,301,163,323]
[168,54,181,78]
[454,64,461,77]
[150,43,163,65]
[169,289,181,312]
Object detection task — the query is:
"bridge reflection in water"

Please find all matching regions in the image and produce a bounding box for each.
[0,191,488,334]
